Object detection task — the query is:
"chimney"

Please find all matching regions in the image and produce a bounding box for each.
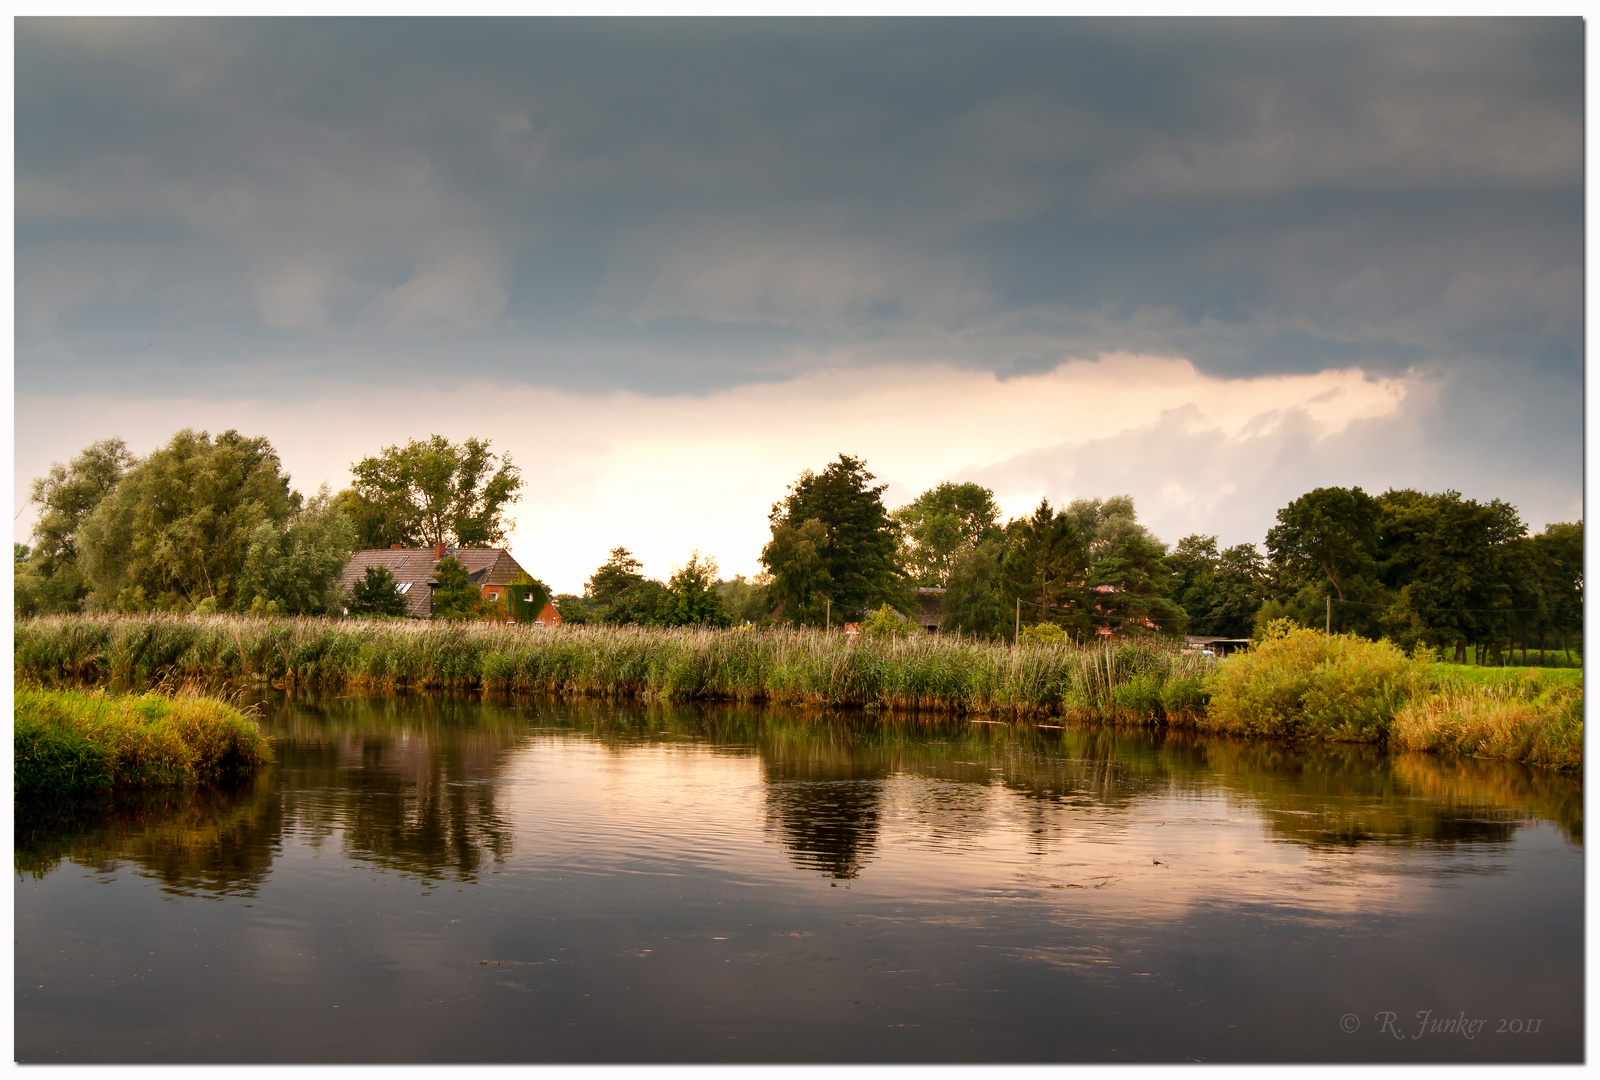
[390,544,403,550]
[434,542,448,561]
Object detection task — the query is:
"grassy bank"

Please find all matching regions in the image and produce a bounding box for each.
[15,684,273,796]
[14,613,1211,721]
[1202,625,1582,771]
[13,615,1580,770]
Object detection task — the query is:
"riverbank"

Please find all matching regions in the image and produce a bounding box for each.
[14,613,1211,720]
[13,614,1580,770]
[15,684,273,795]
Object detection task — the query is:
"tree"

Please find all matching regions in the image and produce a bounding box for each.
[715,574,773,625]
[763,454,903,622]
[553,594,595,625]
[342,435,522,548]
[1533,521,1583,660]
[19,437,136,613]
[1065,495,1142,559]
[348,565,410,617]
[1169,534,1220,631]
[999,498,1092,639]
[891,482,1002,587]
[78,429,297,612]
[655,552,732,627]
[1088,530,1183,636]
[586,547,663,625]
[431,556,484,620]
[941,537,1008,638]
[507,572,552,624]
[1374,489,1527,662]
[861,603,918,639]
[1207,544,1269,639]
[1266,487,1380,603]
[1170,535,1268,638]
[760,518,831,624]
[236,485,356,615]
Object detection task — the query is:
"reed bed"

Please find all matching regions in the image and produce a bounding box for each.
[1392,682,1583,772]
[15,683,274,795]
[14,613,1211,721]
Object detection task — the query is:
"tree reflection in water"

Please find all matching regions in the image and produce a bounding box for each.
[762,735,890,880]
[265,692,520,882]
[14,694,1581,895]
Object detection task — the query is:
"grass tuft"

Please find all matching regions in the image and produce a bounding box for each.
[15,683,273,795]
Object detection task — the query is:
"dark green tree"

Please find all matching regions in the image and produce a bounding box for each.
[553,594,596,625]
[342,435,522,548]
[1532,521,1583,660]
[998,498,1092,639]
[655,552,732,627]
[586,547,664,625]
[763,455,904,622]
[891,481,1002,587]
[1207,544,1270,638]
[1169,535,1268,638]
[760,519,831,625]
[431,556,484,620]
[1265,486,1391,636]
[941,537,1008,638]
[1088,530,1183,636]
[1374,489,1526,662]
[349,565,410,617]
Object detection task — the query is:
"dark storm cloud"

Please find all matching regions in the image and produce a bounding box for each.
[16,18,1582,401]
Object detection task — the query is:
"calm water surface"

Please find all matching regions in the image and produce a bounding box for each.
[14,695,1583,1062]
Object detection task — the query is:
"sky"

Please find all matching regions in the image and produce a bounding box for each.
[13,18,1584,594]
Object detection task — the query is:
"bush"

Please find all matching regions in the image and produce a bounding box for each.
[861,604,918,640]
[1202,623,1425,741]
[1018,622,1066,645]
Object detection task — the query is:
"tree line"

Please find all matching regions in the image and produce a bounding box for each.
[15,429,526,621]
[16,433,1583,662]
[558,454,1582,663]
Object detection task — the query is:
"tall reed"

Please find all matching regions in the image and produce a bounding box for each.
[15,614,1211,721]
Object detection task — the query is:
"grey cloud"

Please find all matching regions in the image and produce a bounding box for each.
[14,16,1581,471]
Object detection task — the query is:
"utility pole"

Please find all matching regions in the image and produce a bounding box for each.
[826,598,831,632]
[1326,595,1331,635]
[1015,597,1021,641]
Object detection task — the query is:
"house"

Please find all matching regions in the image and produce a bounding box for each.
[914,587,945,633]
[339,543,532,620]
[1185,635,1250,657]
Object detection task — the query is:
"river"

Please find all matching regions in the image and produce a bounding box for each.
[14,693,1583,1062]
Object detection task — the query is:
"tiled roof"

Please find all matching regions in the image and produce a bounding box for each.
[337,547,527,619]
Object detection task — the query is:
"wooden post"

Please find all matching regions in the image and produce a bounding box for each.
[826,598,831,632]
[1015,597,1021,641]
[1325,595,1331,635]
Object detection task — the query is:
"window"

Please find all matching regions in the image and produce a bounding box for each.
[525,593,534,603]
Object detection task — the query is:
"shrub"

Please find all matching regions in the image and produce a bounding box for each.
[1018,622,1066,645]
[1201,624,1426,741]
[861,604,918,640]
